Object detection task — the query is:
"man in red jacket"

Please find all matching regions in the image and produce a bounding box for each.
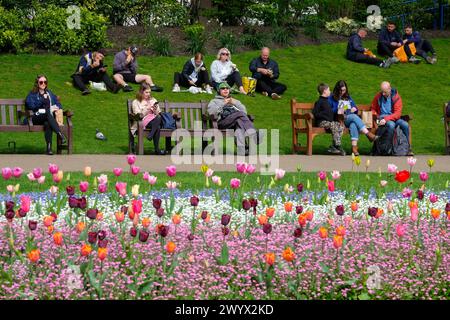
[371,81,413,155]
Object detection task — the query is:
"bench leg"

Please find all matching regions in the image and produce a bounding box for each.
[138,133,144,155]
[306,133,313,156]
[165,136,171,153]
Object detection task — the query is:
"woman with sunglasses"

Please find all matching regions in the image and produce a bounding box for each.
[25,75,67,155]
[210,48,247,94]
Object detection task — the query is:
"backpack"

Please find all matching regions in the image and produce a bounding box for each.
[392,126,410,156]
[242,76,257,96]
[372,125,409,156]
[160,112,176,130]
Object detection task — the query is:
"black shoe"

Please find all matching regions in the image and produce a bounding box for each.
[150,85,163,92]
[46,143,53,155]
[82,89,91,95]
[58,132,67,144]
[112,84,121,93]
[327,145,341,155]
[155,149,166,155]
[123,85,133,92]
[336,146,346,156]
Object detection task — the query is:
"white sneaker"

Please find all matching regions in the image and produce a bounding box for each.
[205,85,213,94]
[172,84,180,92]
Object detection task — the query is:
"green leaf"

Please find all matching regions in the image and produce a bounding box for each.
[319,262,329,273]
[137,280,153,297]
[215,242,229,266]
[358,292,371,300]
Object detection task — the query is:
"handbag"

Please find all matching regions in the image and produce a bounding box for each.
[160,112,176,130]
[219,104,239,120]
[54,109,64,126]
[242,76,257,96]
[361,110,373,129]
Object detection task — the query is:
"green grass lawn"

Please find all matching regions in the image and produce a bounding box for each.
[0,38,449,155]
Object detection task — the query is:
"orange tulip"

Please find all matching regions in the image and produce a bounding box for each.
[142,217,151,228]
[166,241,176,254]
[43,215,53,227]
[265,252,275,266]
[97,247,108,261]
[284,202,293,212]
[335,225,346,237]
[333,235,343,249]
[76,221,85,233]
[282,247,295,262]
[318,227,328,239]
[27,249,40,263]
[375,208,384,219]
[447,211,450,220]
[115,211,125,223]
[46,225,54,235]
[327,218,335,226]
[204,214,211,223]
[431,208,441,220]
[408,200,418,209]
[298,213,307,227]
[53,232,63,246]
[305,210,314,221]
[81,243,92,257]
[128,206,135,220]
[266,207,275,218]
[257,214,268,226]
[96,212,104,221]
[172,214,181,225]
[351,201,358,212]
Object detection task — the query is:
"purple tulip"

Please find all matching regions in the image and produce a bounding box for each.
[221,214,231,226]
[86,208,98,220]
[446,203,450,212]
[156,208,165,218]
[296,205,303,214]
[28,220,37,231]
[121,205,128,214]
[190,196,199,207]
[294,227,302,238]
[249,198,258,208]
[129,227,137,238]
[242,199,251,211]
[88,232,98,244]
[98,239,108,248]
[222,227,230,236]
[297,183,304,193]
[158,225,169,238]
[18,208,27,218]
[5,210,15,220]
[152,198,162,210]
[68,197,78,208]
[5,201,15,211]
[335,205,345,216]
[79,197,87,210]
[201,210,208,220]
[66,186,75,196]
[50,212,58,222]
[417,190,424,200]
[139,230,149,243]
[368,207,378,217]
[263,223,272,234]
[97,230,107,240]
[187,233,195,241]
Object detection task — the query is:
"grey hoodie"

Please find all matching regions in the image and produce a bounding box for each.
[207,95,247,119]
[113,50,138,74]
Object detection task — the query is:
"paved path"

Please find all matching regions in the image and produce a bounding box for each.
[0,154,449,173]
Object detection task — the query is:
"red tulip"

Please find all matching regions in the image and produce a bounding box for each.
[395,170,410,183]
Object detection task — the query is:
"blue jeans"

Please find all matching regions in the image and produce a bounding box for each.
[385,119,409,141]
[344,113,366,141]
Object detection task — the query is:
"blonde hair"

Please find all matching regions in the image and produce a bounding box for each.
[216,48,231,61]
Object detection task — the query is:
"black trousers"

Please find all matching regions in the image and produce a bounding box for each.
[212,71,243,91]
[349,53,384,65]
[145,115,161,151]
[377,42,413,58]
[256,77,287,95]
[174,70,210,88]
[72,72,117,92]
[415,40,435,59]
[31,108,62,145]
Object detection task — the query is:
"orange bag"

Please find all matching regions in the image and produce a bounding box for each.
[394,43,417,63]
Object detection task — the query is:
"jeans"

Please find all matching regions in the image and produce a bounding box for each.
[345,113,366,140]
[385,119,409,141]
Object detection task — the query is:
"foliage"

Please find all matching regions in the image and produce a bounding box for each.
[214,30,239,53]
[272,26,296,46]
[145,30,171,56]
[303,15,322,41]
[242,26,269,50]
[183,24,206,55]
[0,6,29,53]
[325,17,360,36]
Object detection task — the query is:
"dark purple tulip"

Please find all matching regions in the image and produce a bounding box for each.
[66,186,75,196]
[98,239,108,248]
[201,210,208,220]
[87,232,98,244]
[50,212,58,221]
[297,183,304,193]
[5,210,14,220]
[335,205,345,216]
[79,197,87,210]
[222,227,230,236]
[294,227,302,238]
[190,196,199,207]
[139,230,149,243]
[121,205,128,214]
[221,214,231,226]
[242,199,251,211]
[417,190,424,200]
[446,202,450,212]
[130,227,137,238]
[5,201,15,211]
[97,230,107,240]
[263,223,272,234]
[86,208,98,220]
[68,196,78,208]
[156,207,165,218]
[296,205,303,214]
[18,208,27,218]
[152,198,162,210]
[187,233,195,241]
[28,220,37,231]
[249,198,258,208]
[368,207,378,217]
[158,225,169,237]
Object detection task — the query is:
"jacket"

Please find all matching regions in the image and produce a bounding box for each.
[371,88,403,122]
[249,57,280,80]
[207,95,247,119]
[25,90,62,112]
[74,52,105,76]
[181,58,206,83]
[313,96,334,124]
[347,33,365,59]
[378,28,402,46]
[130,98,159,135]
[210,60,234,83]
[328,95,357,115]
[113,50,138,74]
[403,31,422,45]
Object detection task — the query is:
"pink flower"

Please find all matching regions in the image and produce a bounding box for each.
[20,195,31,213]
[245,164,256,174]
[148,175,157,185]
[52,171,63,183]
[131,165,140,175]
[410,206,419,222]
[230,178,241,189]
[236,163,246,174]
[49,186,58,195]
[419,171,428,182]
[2,167,12,180]
[32,167,42,179]
[429,193,438,203]
[115,182,127,196]
[387,164,397,173]
[113,168,123,177]
[132,199,143,215]
[402,188,412,198]
[211,176,221,185]
[331,170,341,180]
[318,171,326,181]
[27,173,36,181]
[327,180,335,192]
[79,181,89,193]
[37,176,45,184]
[166,165,177,177]
[380,180,388,187]
[97,174,108,185]
[12,167,23,178]
[98,183,107,193]
[48,163,58,175]
[143,171,150,181]
[6,185,14,193]
[396,224,406,238]
[166,181,177,189]
[407,157,417,167]
[127,154,136,165]
[205,168,214,177]
[275,169,285,180]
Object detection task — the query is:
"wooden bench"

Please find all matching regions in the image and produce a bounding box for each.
[291,98,412,155]
[0,99,73,154]
[444,102,450,155]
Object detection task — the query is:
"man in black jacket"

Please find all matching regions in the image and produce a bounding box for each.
[249,47,287,100]
[377,21,419,64]
[172,52,213,94]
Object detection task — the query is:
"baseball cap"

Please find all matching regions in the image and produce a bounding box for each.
[130,45,138,56]
[218,82,231,90]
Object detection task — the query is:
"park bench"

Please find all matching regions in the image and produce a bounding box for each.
[0,99,73,154]
[290,98,412,155]
[444,102,450,155]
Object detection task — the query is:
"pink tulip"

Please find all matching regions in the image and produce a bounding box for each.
[166,165,177,177]
[113,168,123,177]
[429,193,438,203]
[327,180,335,192]
[127,154,136,165]
[148,175,157,185]
[20,195,31,213]
[380,180,388,187]
[27,172,36,181]
[143,171,150,181]
[318,171,326,181]
[212,176,221,185]
[230,178,241,189]
[131,165,140,175]
[406,157,417,167]
[410,206,419,222]
[48,163,59,175]
[6,185,14,193]
[12,167,23,178]
[166,181,177,189]
[396,224,406,238]
[52,171,63,183]
[205,168,214,177]
[97,174,108,185]
[236,163,246,174]
[402,188,412,198]
[98,183,107,193]
[32,167,42,179]
[2,167,12,180]
[331,170,341,180]
[275,169,285,180]
[115,182,127,196]
[387,164,397,173]
[79,181,89,193]
[132,199,143,215]
[419,171,428,182]
[37,176,45,184]
[245,164,256,174]
[49,186,58,195]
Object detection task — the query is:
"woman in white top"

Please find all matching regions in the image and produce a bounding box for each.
[210,48,246,94]
[131,83,165,155]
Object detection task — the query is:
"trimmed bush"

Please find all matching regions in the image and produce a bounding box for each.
[0,6,29,53]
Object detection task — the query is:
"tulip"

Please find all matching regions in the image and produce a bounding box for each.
[68,197,78,209]
[50,212,58,222]
[152,198,162,210]
[265,252,275,266]
[139,229,150,242]
[48,163,58,175]
[27,172,36,181]
[115,182,127,196]
[129,227,137,237]
[295,205,303,214]
[331,170,341,180]
[98,239,108,248]
[132,199,142,215]
[335,205,344,216]
[28,220,37,231]
[37,176,45,184]
[81,244,92,257]
[1,167,12,180]
[318,227,328,239]
[53,170,63,183]
[410,205,419,222]
[427,158,434,168]
[201,211,208,220]
[284,202,293,212]
[79,181,89,193]
[402,188,413,199]
[335,225,346,236]
[257,214,268,226]
[97,230,107,240]
[245,164,256,174]
[305,210,314,221]
[396,224,406,238]
[53,232,63,246]
[236,163,246,174]
[166,181,178,189]
[43,216,53,227]
[142,217,151,228]
[166,241,176,254]
[86,208,98,220]
[262,223,272,234]
[242,199,251,211]
[115,211,125,223]
[166,165,177,177]
[66,186,75,196]
[187,233,195,241]
[98,183,107,193]
[211,176,222,186]
[97,174,108,185]
[327,180,335,192]
[446,203,450,213]
[387,164,397,173]
[221,214,231,226]
[282,247,295,262]
[351,201,358,212]
[19,195,31,214]
[172,214,181,225]
[127,154,136,165]
[32,167,42,179]
[190,195,199,207]
[84,166,92,177]
[431,208,440,220]
[113,167,123,177]
[318,171,326,181]
[266,207,275,218]
[5,210,14,220]
[12,167,23,178]
[129,184,139,198]
[395,170,410,183]
[27,249,40,263]
[417,189,424,200]
[293,227,302,238]
[88,232,98,244]
[375,208,384,219]
[230,178,240,189]
[205,168,214,177]
[157,224,169,237]
[46,225,54,235]
[76,221,85,233]
[49,185,58,195]
[130,165,140,176]
[407,157,417,167]
[333,235,343,249]
[368,207,378,218]
[380,180,388,187]
[156,208,165,218]
[297,183,304,193]
[274,168,285,180]
[429,193,438,203]
[97,247,108,261]
[148,175,157,185]
[298,213,307,227]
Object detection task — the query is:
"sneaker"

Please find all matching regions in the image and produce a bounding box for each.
[327,145,341,155]
[151,85,163,92]
[431,54,437,64]
[82,89,91,95]
[408,56,421,64]
[271,93,281,100]
[261,91,268,97]
[426,56,433,64]
[336,145,346,156]
[382,57,394,68]
[407,149,414,156]
[123,85,133,92]
[391,57,399,63]
[172,84,180,92]
[205,85,213,94]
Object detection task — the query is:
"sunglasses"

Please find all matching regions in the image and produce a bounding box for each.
[39,80,48,85]
[220,52,229,56]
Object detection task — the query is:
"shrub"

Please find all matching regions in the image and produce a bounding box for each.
[272,26,295,46]
[184,23,206,54]
[0,7,29,53]
[145,31,171,56]
[242,26,268,50]
[325,17,360,36]
[214,30,239,53]
[303,15,321,41]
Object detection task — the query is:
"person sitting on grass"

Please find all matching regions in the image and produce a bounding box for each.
[328,80,378,156]
[249,47,286,100]
[71,49,120,95]
[347,28,395,68]
[172,52,213,94]
[130,83,166,155]
[210,48,247,94]
[312,83,346,156]
[377,21,420,64]
[403,25,437,64]
[113,45,163,93]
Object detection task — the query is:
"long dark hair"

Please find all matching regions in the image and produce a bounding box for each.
[332,80,350,101]
[136,83,151,102]
[32,74,48,93]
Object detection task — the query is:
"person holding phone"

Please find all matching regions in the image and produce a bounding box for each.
[25,75,67,155]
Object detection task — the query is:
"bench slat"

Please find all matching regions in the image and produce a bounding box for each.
[1,105,6,125]
[9,105,15,125]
